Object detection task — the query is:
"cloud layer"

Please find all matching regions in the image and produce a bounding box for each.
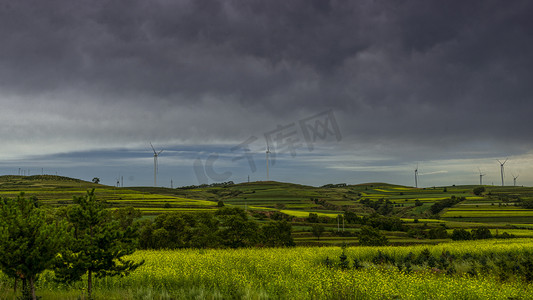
[1,0,532,185]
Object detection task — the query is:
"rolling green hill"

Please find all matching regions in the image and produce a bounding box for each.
[2,175,533,245]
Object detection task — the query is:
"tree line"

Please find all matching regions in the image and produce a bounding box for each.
[137,207,294,249]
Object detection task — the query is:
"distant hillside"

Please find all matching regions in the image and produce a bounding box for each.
[0,174,87,183]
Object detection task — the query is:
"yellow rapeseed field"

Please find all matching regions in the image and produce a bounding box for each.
[4,239,533,299]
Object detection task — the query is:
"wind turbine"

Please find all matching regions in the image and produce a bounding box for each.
[497,159,507,186]
[266,145,271,181]
[478,168,486,185]
[151,143,163,187]
[512,173,519,187]
[414,164,419,188]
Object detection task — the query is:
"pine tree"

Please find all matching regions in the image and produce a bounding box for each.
[54,189,143,299]
[0,193,68,300]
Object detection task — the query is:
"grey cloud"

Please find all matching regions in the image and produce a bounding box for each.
[0,0,532,162]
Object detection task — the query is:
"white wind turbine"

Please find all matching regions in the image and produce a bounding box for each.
[512,173,519,187]
[151,143,163,187]
[414,164,419,188]
[497,159,507,186]
[266,145,271,181]
[478,168,486,185]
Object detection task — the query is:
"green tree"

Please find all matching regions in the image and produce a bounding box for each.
[92,177,100,184]
[473,186,485,196]
[0,193,67,300]
[262,220,295,247]
[54,189,143,299]
[358,225,388,246]
[216,207,259,248]
[189,213,221,248]
[428,225,449,239]
[307,212,319,223]
[137,218,156,249]
[451,228,472,241]
[151,213,189,249]
[344,211,359,224]
[311,224,325,240]
[472,226,492,239]
[112,206,142,231]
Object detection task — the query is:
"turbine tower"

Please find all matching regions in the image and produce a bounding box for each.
[151,143,163,187]
[512,173,519,187]
[497,159,507,186]
[266,146,271,181]
[478,168,486,185]
[414,164,419,188]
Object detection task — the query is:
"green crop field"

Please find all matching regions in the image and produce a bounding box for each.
[3,175,533,245]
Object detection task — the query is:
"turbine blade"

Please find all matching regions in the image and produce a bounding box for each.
[150,142,157,154]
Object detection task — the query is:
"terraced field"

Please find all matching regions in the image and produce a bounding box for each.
[3,175,533,246]
[0,175,219,215]
[442,203,533,223]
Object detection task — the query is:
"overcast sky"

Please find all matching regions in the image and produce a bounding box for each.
[1,0,532,187]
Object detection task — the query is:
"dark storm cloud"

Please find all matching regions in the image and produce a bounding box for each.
[1,0,533,159]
